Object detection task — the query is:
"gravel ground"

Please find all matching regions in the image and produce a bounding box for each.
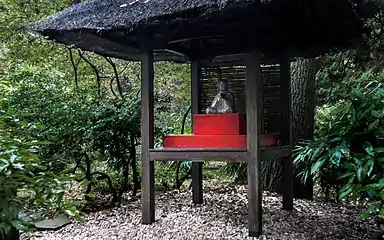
[24,184,376,240]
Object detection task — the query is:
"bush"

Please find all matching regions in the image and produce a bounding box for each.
[0,108,81,238]
[294,82,384,217]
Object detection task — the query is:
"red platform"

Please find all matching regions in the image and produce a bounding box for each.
[162,113,279,149]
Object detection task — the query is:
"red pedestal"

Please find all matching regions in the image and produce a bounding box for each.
[162,113,278,149]
[163,113,278,148]
[193,113,246,135]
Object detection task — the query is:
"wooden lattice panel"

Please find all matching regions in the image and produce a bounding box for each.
[200,63,281,134]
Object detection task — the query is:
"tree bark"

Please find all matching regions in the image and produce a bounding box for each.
[261,58,318,200]
[290,58,318,199]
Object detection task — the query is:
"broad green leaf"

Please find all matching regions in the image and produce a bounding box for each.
[310,158,324,175]
[365,183,384,190]
[364,142,374,156]
[343,162,356,170]
[10,219,33,232]
[339,187,353,199]
[329,137,344,143]
[337,172,355,180]
[374,147,384,153]
[330,148,342,165]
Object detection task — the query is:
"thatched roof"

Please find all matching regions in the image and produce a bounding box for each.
[29,0,370,62]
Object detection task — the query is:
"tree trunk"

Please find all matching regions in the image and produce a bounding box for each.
[261,58,318,200]
[290,58,318,200]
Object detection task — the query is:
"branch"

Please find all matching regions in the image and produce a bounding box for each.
[68,48,81,93]
[118,62,130,76]
[92,171,118,202]
[75,171,118,202]
[104,56,125,99]
[109,77,118,98]
[175,106,192,189]
[78,50,101,98]
[71,157,82,174]
[181,106,192,135]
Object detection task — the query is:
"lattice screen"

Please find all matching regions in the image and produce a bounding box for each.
[200,63,281,134]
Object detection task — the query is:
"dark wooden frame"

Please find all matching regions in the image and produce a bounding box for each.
[245,52,263,237]
[140,46,293,236]
[191,48,204,204]
[141,48,155,224]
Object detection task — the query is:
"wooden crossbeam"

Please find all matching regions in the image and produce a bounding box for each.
[149,147,290,162]
[150,148,247,162]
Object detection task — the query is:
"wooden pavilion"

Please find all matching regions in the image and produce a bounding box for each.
[30,0,367,238]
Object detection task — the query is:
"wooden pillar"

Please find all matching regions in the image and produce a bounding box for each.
[191,59,203,204]
[280,56,294,210]
[141,49,155,224]
[246,52,263,238]
[6,229,19,240]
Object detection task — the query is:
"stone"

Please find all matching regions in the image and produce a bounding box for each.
[206,79,236,114]
[35,215,71,231]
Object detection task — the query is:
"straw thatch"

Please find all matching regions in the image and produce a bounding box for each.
[29,0,370,61]
[32,0,246,32]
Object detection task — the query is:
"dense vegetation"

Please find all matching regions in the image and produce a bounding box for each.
[1,0,384,238]
[294,12,384,219]
[0,0,193,238]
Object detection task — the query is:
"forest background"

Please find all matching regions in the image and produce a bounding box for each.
[1,0,384,238]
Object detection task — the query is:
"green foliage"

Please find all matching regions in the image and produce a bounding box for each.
[0,0,69,66]
[0,0,193,236]
[337,143,384,218]
[87,98,140,169]
[220,163,247,184]
[2,63,92,165]
[0,110,39,237]
[292,9,384,214]
[294,82,384,216]
[0,62,94,237]
[0,107,81,238]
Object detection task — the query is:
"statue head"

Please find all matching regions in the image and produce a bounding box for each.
[219,79,229,92]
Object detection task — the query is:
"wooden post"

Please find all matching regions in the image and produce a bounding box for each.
[246,52,263,238]
[280,55,294,210]
[191,58,203,204]
[141,48,155,224]
[6,229,19,240]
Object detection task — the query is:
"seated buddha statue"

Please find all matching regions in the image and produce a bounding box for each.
[206,79,236,114]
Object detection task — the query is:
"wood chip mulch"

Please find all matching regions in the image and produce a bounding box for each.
[24,184,376,240]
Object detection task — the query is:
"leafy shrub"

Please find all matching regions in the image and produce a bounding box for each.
[294,82,384,217]
[86,97,141,198]
[0,108,81,238]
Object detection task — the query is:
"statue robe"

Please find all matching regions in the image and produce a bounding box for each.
[206,91,236,114]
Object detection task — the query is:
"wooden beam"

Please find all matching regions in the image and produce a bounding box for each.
[158,49,190,60]
[150,148,247,162]
[168,35,226,44]
[262,146,290,161]
[246,52,263,238]
[141,48,155,224]
[191,54,203,204]
[280,55,294,210]
[149,147,290,162]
